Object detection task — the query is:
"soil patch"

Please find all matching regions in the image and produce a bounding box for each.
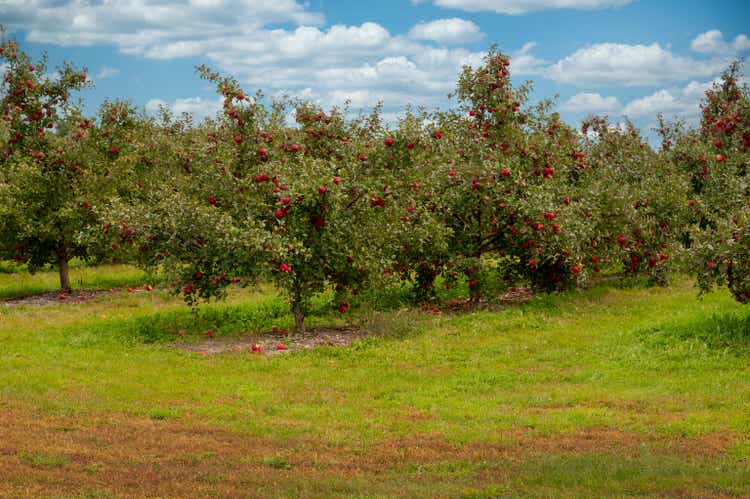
[0,289,118,307]
[440,286,533,312]
[169,326,371,356]
[0,408,742,498]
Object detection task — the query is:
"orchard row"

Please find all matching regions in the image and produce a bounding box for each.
[1,35,748,331]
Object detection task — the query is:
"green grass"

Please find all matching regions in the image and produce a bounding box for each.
[257,455,293,470]
[0,262,157,299]
[18,451,70,469]
[1,266,749,496]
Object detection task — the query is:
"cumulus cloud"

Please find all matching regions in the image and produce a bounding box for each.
[13,0,735,138]
[690,29,750,55]
[1,0,324,53]
[412,0,633,14]
[95,66,119,79]
[560,92,620,113]
[546,42,729,86]
[622,79,716,119]
[510,41,546,75]
[408,18,483,44]
[185,26,494,114]
[145,96,223,122]
[0,1,505,118]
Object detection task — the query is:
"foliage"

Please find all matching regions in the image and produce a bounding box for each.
[662,61,750,303]
[2,29,749,328]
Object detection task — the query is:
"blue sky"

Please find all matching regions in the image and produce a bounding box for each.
[2,0,750,139]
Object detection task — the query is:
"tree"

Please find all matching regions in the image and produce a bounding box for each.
[576,117,689,285]
[664,61,750,302]
[0,34,95,292]
[101,68,404,332]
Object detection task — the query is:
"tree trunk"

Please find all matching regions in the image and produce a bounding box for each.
[58,257,71,293]
[293,300,305,334]
[468,275,482,304]
[413,263,436,303]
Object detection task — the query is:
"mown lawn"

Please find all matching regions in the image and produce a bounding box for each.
[0,266,748,497]
[0,261,156,300]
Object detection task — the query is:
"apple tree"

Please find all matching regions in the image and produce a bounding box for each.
[102,68,407,332]
[664,62,750,302]
[0,35,101,292]
[576,117,690,285]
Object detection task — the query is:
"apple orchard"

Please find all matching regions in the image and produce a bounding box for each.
[1,34,748,332]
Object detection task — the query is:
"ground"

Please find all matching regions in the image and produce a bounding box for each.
[0,266,748,497]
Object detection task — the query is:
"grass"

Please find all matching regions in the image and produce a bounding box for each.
[0,261,157,299]
[1,265,749,497]
[18,451,70,469]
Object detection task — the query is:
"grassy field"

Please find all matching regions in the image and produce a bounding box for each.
[0,261,156,300]
[1,265,749,497]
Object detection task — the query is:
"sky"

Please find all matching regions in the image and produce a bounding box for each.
[2,0,750,141]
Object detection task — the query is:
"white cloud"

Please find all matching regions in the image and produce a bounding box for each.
[95,66,119,79]
[1,0,324,52]
[510,41,546,75]
[0,1,506,118]
[408,18,483,44]
[145,96,223,122]
[0,1,563,122]
[199,26,493,113]
[690,30,750,55]
[546,42,729,86]
[622,79,716,119]
[623,90,687,118]
[561,92,620,113]
[412,0,632,14]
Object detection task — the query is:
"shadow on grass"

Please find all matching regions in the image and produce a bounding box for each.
[59,269,702,349]
[0,263,162,300]
[637,309,750,352]
[113,299,291,344]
